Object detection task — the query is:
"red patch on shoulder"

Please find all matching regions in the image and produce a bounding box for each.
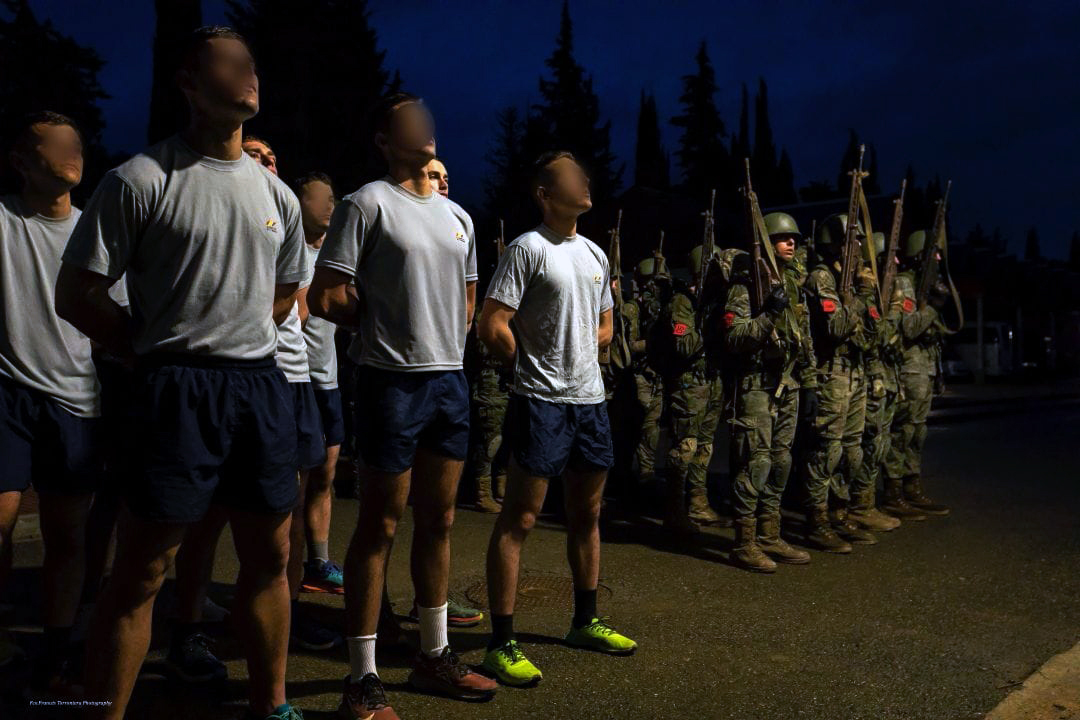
[673,322,689,336]
[723,312,735,328]
[869,306,881,320]
[902,298,915,313]
[821,299,837,313]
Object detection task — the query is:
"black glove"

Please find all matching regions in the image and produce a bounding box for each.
[929,281,948,310]
[801,387,819,422]
[762,285,789,315]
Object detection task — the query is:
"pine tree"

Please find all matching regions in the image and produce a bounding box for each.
[634,90,668,190]
[527,0,622,203]
[837,129,863,194]
[0,0,111,200]
[730,82,750,163]
[147,0,202,145]
[484,106,529,232]
[751,77,778,201]
[775,149,797,205]
[864,143,881,195]
[670,41,730,206]
[227,0,397,191]
[1024,227,1041,262]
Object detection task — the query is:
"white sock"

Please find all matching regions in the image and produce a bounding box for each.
[418,602,449,657]
[347,634,378,681]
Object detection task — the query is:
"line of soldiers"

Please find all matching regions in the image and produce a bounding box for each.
[463,209,953,573]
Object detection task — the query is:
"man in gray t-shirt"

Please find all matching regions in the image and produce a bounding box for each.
[0,111,102,690]
[55,27,307,720]
[309,92,495,712]
[478,152,635,686]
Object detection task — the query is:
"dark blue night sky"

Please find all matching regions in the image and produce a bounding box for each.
[25,0,1080,257]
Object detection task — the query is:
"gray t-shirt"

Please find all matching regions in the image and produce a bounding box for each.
[486,224,612,404]
[63,135,309,359]
[0,196,99,417]
[274,287,310,383]
[302,242,338,389]
[317,178,477,371]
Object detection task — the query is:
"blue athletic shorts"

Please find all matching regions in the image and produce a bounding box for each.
[356,366,469,473]
[127,354,299,523]
[0,376,102,494]
[503,394,614,477]
[291,381,327,470]
[312,386,345,448]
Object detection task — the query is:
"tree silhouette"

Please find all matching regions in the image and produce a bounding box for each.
[527,0,622,204]
[227,0,398,192]
[0,0,112,200]
[147,0,202,145]
[671,41,730,206]
[1024,226,1041,262]
[1070,231,1080,272]
[634,90,669,190]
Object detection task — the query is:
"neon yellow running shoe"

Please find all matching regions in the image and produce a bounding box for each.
[481,640,542,687]
[564,617,637,655]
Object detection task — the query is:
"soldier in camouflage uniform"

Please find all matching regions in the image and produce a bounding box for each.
[650,245,724,534]
[802,214,876,553]
[468,303,509,513]
[847,233,906,531]
[723,213,815,572]
[881,231,951,517]
[617,258,668,489]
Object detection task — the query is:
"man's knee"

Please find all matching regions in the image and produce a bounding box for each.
[416,505,455,540]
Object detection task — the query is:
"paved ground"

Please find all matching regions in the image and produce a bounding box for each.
[4,395,1080,719]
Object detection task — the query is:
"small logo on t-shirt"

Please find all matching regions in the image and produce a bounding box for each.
[455,231,466,243]
[593,273,602,285]
[265,218,278,232]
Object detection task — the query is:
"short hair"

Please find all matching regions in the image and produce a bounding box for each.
[180,26,249,73]
[529,150,576,198]
[11,111,80,155]
[292,171,334,197]
[370,92,421,138]
[242,135,274,155]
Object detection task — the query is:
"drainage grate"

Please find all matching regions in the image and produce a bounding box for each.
[463,573,612,612]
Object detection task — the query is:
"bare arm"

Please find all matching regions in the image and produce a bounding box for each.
[598,308,613,350]
[465,280,477,334]
[479,298,517,365]
[308,267,361,328]
[297,286,310,328]
[273,282,301,326]
[55,263,134,362]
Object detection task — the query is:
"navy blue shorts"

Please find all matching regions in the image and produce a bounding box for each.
[291,382,327,470]
[356,366,469,473]
[94,356,137,495]
[313,387,345,447]
[128,355,300,523]
[0,376,103,494]
[504,394,614,477]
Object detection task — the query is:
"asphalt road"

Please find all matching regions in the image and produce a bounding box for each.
[5,403,1080,719]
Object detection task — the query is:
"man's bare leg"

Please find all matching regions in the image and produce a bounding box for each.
[84,509,187,719]
[173,505,228,624]
[409,448,463,611]
[287,471,308,601]
[304,445,339,561]
[344,468,410,637]
[37,491,93,676]
[0,491,20,592]
[562,468,606,597]
[486,458,549,619]
[228,509,292,716]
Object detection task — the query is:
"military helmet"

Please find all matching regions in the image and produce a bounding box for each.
[635,255,671,281]
[816,213,865,253]
[904,230,928,258]
[763,212,800,239]
[688,244,711,277]
[871,231,885,258]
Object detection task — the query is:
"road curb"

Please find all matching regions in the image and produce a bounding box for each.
[985,640,1080,719]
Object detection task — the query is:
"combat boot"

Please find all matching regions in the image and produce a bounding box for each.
[848,491,901,531]
[903,476,950,516]
[757,512,810,565]
[830,507,877,545]
[880,479,928,521]
[474,476,501,514]
[803,506,852,554]
[730,517,777,573]
[663,476,700,537]
[687,486,724,526]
